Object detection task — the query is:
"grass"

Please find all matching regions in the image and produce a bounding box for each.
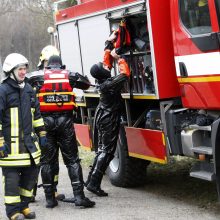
[79,147,95,168]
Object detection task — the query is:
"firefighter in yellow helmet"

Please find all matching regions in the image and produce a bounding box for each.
[197,0,210,26]
[198,0,207,7]
[27,48,95,208]
[0,53,46,220]
[37,45,60,70]
[27,45,65,203]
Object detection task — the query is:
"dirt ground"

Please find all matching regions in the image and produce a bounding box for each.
[0,151,220,220]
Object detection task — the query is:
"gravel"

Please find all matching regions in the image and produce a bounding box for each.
[0,152,220,220]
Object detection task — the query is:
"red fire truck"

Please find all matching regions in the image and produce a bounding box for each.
[53,0,220,199]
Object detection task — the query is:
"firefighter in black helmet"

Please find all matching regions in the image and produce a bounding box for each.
[29,54,95,208]
[85,58,130,196]
[84,19,131,196]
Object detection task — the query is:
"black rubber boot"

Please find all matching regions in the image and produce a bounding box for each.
[86,170,108,197]
[45,193,58,208]
[86,152,113,196]
[44,185,58,208]
[74,191,96,208]
[67,161,95,208]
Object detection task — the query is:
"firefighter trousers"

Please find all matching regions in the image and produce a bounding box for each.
[2,165,39,218]
[86,108,120,188]
[96,108,120,156]
[93,108,120,174]
[33,149,60,197]
[41,114,85,196]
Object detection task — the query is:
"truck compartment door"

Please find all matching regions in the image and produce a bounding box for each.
[172,0,220,109]
[77,14,110,85]
[57,22,82,74]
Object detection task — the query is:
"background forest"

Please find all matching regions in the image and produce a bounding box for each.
[0,0,76,72]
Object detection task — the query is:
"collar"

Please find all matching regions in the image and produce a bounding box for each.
[4,77,27,89]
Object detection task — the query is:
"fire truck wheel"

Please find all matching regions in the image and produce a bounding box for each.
[106,126,150,187]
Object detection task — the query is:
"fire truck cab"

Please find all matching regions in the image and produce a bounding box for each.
[54,0,220,199]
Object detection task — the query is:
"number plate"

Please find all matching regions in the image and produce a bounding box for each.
[43,94,70,103]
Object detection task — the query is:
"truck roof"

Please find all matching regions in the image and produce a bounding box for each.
[54,0,142,24]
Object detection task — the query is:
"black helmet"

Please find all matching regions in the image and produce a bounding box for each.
[90,62,111,80]
[47,55,63,69]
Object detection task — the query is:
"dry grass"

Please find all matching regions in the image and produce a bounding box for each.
[79,147,95,168]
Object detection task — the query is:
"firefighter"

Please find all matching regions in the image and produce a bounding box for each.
[197,0,210,26]
[198,0,207,7]
[37,45,60,70]
[27,45,65,202]
[0,53,46,220]
[35,55,95,208]
[85,58,130,196]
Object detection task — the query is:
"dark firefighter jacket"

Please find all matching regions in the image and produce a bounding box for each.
[98,74,128,112]
[0,77,45,167]
[92,74,128,150]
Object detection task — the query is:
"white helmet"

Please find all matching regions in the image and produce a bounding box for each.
[3,53,28,74]
[37,45,59,68]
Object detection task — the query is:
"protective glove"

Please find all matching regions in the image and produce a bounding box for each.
[0,137,8,158]
[39,131,47,149]
[118,58,130,77]
[103,49,113,70]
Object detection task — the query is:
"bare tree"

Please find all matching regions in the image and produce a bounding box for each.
[0,0,54,72]
[0,0,15,16]
[24,0,54,22]
[0,0,80,73]
[0,0,17,72]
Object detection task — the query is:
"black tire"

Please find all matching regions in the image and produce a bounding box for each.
[106,126,150,187]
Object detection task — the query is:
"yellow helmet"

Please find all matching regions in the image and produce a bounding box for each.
[198,0,207,7]
[37,45,59,68]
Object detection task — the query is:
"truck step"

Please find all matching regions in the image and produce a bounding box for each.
[192,146,213,155]
[190,170,215,181]
[190,161,215,181]
[189,124,211,131]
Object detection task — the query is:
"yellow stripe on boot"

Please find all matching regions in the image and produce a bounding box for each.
[21,208,36,219]
[10,213,24,220]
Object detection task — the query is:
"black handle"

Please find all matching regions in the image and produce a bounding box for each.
[179,62,188,77]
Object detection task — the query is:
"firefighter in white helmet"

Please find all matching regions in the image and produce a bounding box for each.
[0,53,46,220]
[27,45,65,203]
